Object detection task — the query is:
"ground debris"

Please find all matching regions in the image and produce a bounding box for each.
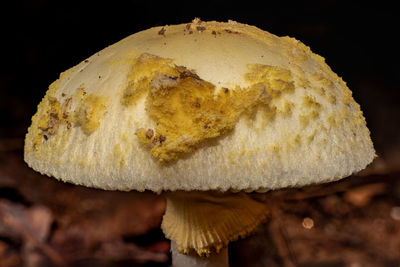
[0,240,21,267]
[343,183,387,207]
[232,173,400,267]
[94,239,169,263]
[0,199,62,266]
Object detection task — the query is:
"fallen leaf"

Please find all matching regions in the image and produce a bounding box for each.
[343,183,387,207]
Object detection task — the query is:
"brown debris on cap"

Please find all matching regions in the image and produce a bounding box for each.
[158,27,166,36]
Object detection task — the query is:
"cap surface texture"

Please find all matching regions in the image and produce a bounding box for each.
[24,20,375,192]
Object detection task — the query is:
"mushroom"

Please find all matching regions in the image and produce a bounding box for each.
[24,19,375,266]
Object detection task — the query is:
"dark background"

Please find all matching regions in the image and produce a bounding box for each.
[1,1,399,266]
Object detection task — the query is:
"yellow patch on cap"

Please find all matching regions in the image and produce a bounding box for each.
[126,53,296,163]
[74,94,108,135]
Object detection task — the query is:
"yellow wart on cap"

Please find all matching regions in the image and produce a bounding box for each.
[30,86,106,152]
[299,95,322,128]
[124,53,296,163]
[37,97,62,135]
[245,64,295,96]
[74,94,108,135]
[121,53,177,107]
[31,83,73,151]
[113,143,126,167]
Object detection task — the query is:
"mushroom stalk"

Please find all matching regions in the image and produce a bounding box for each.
[171,241,228,267]
[162,192,269,267]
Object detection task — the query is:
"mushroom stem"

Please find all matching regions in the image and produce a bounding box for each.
[161,191,269,255]
[171,241,229,267]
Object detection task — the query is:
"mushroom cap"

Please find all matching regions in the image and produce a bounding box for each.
[24,20,375,192]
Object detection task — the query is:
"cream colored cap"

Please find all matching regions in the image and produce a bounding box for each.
[24,19,375,192]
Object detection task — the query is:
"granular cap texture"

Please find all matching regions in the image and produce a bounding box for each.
[24,20,375,192]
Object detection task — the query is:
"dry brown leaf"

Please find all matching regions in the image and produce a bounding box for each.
[343,183,387,207]
[0,200,65,266]
[0,240,21,267]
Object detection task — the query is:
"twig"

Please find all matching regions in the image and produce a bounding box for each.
[268,203,297,267]
[2,213,66,266]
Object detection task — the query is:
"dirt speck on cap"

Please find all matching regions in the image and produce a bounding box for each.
[158,27,166,36]
[196,26,206,32]
[224,29,241,34]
